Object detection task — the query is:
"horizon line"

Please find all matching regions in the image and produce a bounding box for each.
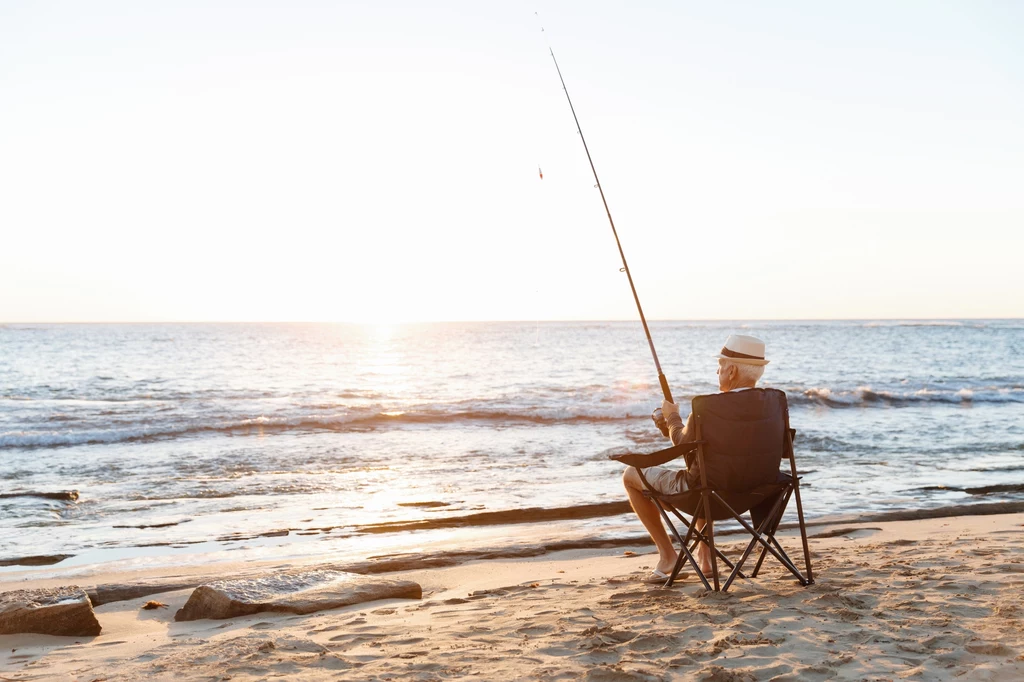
[2,317,1021,325]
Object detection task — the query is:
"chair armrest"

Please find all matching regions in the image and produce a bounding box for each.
[609,441,703,468]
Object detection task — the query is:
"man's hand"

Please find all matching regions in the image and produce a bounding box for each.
[661,400,680,421]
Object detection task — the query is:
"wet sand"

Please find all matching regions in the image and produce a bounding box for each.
[2,513,1024,681]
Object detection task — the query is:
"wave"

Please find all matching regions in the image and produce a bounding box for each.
[860,320,985,328]
[791,434,850,452]
[3,380,1023,449]
[0,406,642,450]
[789,385,1024,408]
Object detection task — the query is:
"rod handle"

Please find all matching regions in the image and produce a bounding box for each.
[658,372,673,404]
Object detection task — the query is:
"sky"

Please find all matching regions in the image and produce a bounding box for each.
[1,0,1022,322]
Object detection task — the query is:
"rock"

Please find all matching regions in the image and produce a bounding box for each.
[0,490,79,501]
[259,529,289,538]
[0,554,74,567]
[174,570,422,622]
[89,578,209,607]
[112,519,189,529]
[356,501,632,534]
[0,586,102,636]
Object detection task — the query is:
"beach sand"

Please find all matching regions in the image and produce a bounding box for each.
[2,513,1023,681]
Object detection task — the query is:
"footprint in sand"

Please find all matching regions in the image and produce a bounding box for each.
[515,624,555,637]
[578,625,637,650]
[965,641,1014,656]
[328,633,381,647]
[890,538,917,546]
[627,633,678,653]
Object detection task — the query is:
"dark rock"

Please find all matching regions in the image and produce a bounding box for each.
[809,527,882,539]
[112,520,189,529]
[355,501,633,534]
[174,570,421,622]
[0,490,79,502]
[0,554,74,567]
[0,586,101,636]
[964,483,1024,495]
[89,578,209,607]
[858,500,1024,523]
[216,528,290,542]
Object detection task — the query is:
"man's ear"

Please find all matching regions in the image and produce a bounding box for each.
[724,363,738,382]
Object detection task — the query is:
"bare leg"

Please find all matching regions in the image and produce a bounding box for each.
[623,469,677,574]
[694,518,713,575]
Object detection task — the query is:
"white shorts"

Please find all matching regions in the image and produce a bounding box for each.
[641,466,689,495]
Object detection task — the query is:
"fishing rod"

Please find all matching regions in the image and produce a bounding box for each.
[547,47,674,404]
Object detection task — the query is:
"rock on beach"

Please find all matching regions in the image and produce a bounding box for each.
[174,569,422,622]
[0,586,101,637]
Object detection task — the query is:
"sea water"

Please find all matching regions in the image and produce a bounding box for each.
[1,321,1022,572]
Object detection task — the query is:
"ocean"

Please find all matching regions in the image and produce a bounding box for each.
[1,320,1022,574]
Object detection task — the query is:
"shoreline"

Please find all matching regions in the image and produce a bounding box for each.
[4,497,1024,581]
[3,511,1023,679]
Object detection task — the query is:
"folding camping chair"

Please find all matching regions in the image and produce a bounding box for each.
[612,388,814,592]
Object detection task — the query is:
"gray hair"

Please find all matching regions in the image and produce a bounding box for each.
[725,361,765,385]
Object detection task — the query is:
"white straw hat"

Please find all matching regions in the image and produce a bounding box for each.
[716,334,769,366]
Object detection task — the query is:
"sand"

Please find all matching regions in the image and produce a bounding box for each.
[2,512,1024,681]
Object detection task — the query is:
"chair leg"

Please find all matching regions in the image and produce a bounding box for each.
[705,517,720,592]
[786,439,814,586]
[760,534,808,585]
[667,513,697,588]
[751,489,793,578]
[652,499,710,591]
[687,533,746,580]
[665,504,740,589]
[750,531,807,585]
[750,544,769,579]
[698,491,720,592]
[667,546,688,587]
[792,483,814,585]
[722,534,762,592]
[671,508,750,585]
[721,494,787,591]
[668,512,700,585]
[639,478,711,591]
[709,492,809,587]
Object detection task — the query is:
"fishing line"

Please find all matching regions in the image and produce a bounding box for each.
[538,17,673,403]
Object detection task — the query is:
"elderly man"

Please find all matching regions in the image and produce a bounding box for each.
[622,334,771,581]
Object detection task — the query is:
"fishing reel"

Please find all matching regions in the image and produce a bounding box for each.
[651,408,670,438]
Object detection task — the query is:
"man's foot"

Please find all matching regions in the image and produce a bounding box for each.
[696,547,713,576]
[655,553,678,575]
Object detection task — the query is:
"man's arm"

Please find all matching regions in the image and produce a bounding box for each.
[661,400,696,446]
[666,411,695,446]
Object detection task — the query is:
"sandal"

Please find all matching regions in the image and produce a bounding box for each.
[641,569,671,584]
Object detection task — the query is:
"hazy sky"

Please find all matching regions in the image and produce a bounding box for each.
[2,1,1022,322]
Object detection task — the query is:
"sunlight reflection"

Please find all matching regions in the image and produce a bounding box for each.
[361,324,412,397]
[367,323,396,339]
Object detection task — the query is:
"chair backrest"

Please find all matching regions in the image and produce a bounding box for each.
[692,388,789,492]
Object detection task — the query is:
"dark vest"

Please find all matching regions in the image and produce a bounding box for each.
[689,388,788,492]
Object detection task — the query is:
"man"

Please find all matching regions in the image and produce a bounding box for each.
[622,334,771,582]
